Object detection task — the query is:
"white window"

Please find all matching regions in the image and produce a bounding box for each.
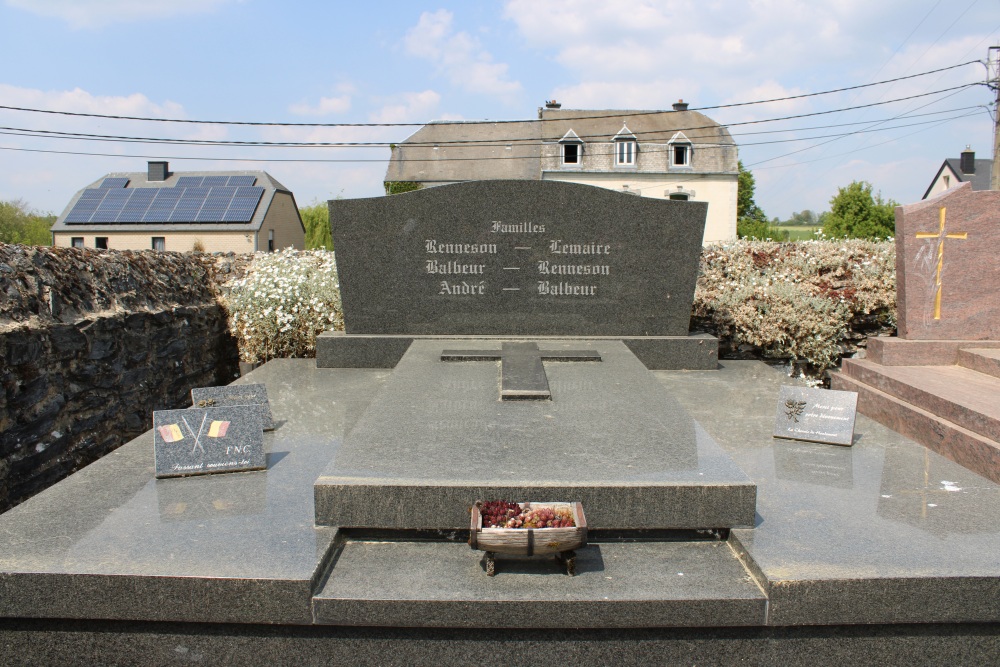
[71,237,84,248]
[672,144,690,166]
[616,140,636,166]
[152,237,165,251]
[668,132,692,168]
[563,143,580,165]
[558,130,583,167]
[613,124,638,167]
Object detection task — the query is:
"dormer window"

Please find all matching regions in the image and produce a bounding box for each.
[668,132,692,168]
[613,124,637,167]
[559,130,584,167]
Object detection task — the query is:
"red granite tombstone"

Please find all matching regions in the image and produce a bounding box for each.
[896,182,1000,340]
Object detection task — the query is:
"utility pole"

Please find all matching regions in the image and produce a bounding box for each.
[990,46,1000,190]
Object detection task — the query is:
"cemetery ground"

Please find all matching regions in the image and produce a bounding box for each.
[0,180,997,665]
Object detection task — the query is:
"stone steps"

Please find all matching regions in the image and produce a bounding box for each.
[838,358,1000,443]
[312,537,767,628]
[831,367,1000,484]
[959,348,1000,380]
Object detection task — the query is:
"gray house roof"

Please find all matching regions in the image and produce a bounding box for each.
[384,108,737,184]
[922,158,994,200]
[51,166,301,235]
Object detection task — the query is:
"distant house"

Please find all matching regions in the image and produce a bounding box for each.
[51,161,305,252]
[923,146,994,200]
[384,101,739,243]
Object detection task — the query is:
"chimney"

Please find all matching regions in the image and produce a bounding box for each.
[960,146,975,175]
[672,99,689,111]
[545,100,562,109]
[148,161,169,181]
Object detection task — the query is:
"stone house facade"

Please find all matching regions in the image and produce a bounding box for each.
[385,101,739,243]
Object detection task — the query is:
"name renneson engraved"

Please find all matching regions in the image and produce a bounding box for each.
[425,240,498,254]
[537,260,610,276]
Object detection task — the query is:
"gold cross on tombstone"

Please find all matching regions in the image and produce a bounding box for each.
[915,207,968,320]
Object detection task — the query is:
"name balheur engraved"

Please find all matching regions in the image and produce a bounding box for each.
[538,281,597,296]
[425,240,498,254]
[426,259,486,275]
[491,221,545,233]
[537,260,610,276]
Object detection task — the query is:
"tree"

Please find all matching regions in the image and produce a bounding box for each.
[736,161,774,239]
[0,199,55,246]
[299,200,333,250]
[822,181,897,240]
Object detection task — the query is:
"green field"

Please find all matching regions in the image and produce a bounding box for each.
[773,225,822,241]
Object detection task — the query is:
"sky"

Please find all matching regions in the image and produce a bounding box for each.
[0,0,998,221]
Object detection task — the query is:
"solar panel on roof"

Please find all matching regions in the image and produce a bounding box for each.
[175,176,204,187]
[202,176,228,187]
[227,175,256,187]
[99,177,129,188]
[66,181,266,225]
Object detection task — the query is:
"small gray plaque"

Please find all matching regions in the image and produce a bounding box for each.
[773,385,858,446]
[191,383,274,430]
[154,406,266,478]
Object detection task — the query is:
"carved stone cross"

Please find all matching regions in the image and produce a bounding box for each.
[441,341,601,400]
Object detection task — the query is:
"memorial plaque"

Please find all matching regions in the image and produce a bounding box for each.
[191,383,274,430]
[773,385,858,446]
[153,406,265,478]
[329,180,707,336]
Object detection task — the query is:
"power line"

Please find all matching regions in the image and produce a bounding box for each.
[0,108,981,153]
[1,83,978,154]
[0,61,982,129]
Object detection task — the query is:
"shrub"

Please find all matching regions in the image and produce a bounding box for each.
[694,238,896,373]
[220,248,343,363]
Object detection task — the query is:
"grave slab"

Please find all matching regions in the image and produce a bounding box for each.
[313,538,767,628]
[0,360,388,625]
[314,340,756,530]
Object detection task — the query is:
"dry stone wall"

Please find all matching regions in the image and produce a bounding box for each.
[0,244,248,512]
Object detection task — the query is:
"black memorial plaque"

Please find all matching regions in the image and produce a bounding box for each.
[329,180,707,336]
[773,385,858,447]
[191,383,274,430]
[153,406,265,478]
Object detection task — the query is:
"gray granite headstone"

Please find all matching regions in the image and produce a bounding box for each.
[153,406,265,478]
[329,180,707,336]
[191,383,274,430]
[772,386,858,446]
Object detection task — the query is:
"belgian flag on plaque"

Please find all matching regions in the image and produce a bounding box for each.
[152,405,265,478]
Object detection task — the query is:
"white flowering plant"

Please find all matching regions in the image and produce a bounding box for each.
[694,238,896,373]
[220,249,344,363]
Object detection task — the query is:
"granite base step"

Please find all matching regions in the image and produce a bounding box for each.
[312,537,767,628]
[831,370,1000,484]
[959,349,1000,380]
[865,337,1000,366]
[314,341,756,530]
[839,358,1000,443]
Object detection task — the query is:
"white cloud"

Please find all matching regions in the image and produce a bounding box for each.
[369,90,443,125]
[404,10,523,101]
[289,84,357,117]
[5,0,240,29]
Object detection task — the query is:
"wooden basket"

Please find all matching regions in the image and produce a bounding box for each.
[469,501,587,556]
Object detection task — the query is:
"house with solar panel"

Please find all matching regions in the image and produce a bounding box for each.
[50,161,305,253]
